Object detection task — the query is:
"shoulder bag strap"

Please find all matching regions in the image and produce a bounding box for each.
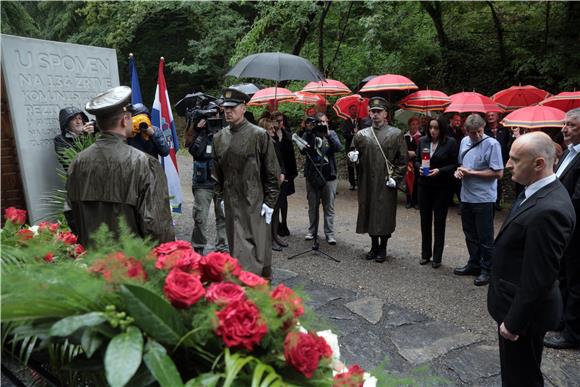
[460,136,490,161]
[370,127,394,177]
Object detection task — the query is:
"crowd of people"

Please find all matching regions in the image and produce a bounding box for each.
[55,85,578,386]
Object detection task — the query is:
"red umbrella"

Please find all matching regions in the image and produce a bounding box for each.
[500,105,566,129]
[359,74,418,94]
[333,94,369,120]
[302,79,351,96]
[539,91,580,112]
[399,90,451,111]
[444,91,503,114]
[247,87,296,106]
[491,85,550,111]
[292,91,327,105]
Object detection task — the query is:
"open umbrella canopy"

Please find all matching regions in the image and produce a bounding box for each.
[359,74,418,95]
[539,91,580,112]
[292,91,327,105]
[501,105,566,129]
[226,52,324,82]
[229,83,261,97]
[333,94,369,120]
[491,85,550,111]
[302,79,351,96]
[247,87,296,106]
[445,91,503,114]
[399,90,451,111]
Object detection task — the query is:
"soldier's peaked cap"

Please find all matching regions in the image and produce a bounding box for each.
[85,86,134,117]
[222,87,250,107]
[369,97,389,111]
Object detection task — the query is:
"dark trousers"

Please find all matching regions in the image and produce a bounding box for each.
[461,202,495,273]
[498,327,545,387]
[418,184,451,262]
[559,252,580,342]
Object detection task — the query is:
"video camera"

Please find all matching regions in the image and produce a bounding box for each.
[175,92,223,133]
[304,117,328,138]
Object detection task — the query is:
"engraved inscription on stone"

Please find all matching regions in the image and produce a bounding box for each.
[1,35,120,223]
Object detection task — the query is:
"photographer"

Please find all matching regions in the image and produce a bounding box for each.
[54,106,96,170]
[186,108,228,255]
[127,103,169,159]
[301,113,342,245]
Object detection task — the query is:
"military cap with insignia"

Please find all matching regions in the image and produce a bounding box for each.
[368,96,389,111]
[221,87,250,107]
[85,86,135,117]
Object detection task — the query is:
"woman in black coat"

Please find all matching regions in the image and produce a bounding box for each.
[416,116,458,268]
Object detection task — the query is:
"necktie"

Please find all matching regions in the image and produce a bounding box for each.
[509,191,526,217]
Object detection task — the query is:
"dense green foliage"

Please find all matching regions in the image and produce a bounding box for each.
[3,1,579,106]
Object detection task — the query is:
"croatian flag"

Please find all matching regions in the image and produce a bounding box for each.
[128,53,143,104]
[151,57,183,213]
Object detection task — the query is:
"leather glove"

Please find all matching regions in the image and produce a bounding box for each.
[260,203,274,225]
[386,177,397,188]
[347,150,359,163]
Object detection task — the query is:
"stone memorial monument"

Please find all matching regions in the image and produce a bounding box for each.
[1,34,120,223]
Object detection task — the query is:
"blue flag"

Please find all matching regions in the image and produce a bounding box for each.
[129,54,143,104]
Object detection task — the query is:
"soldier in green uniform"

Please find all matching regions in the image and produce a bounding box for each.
[350,97,407,262]
[67,86,175,246]
[212,88,280,278]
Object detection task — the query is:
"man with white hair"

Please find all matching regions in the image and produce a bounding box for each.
[488,131,575,386]
[544,108,580,350]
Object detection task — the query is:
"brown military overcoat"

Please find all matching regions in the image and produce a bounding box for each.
[212,119,280,275]
[67,133,175,246]
[353,124,407,236]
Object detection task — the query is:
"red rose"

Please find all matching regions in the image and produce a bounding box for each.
[73,244,85,257]
[5,207,27,225]
[206,282,246,306]
[333,365,365,387]
[38,221,59,234]
[237,271,268,287]
[57,231,77,245]
[284,331,333,378]
[163,269,205,308]
[200,252,241,282]
[215,299,267,351]
[88,252,147,283]
[174,250,202,273]
[126,259,147,281]
[43,252,55,263]
[271,284,304,320]
[153,240,193,257]
[16,229,34,241]
[154,241,198,271]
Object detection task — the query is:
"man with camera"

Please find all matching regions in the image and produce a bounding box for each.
[127,103,169,159]
[185,101,228,255]
[300,113,343,245]
[212,88,280,278]
[349,97,407,262]
[54,106,96,170]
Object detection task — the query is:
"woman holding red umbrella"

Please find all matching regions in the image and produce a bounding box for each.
[416,116,458,268]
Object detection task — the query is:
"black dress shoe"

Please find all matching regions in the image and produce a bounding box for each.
[543,335,580,349]
[272,244,282,252]
[273,236,288,247]
[474,273,490,286]
[365,248,377,260]
[374,248,387,263]
[419,258,430,265]
[453,264,481,276]
[432,261,441,269]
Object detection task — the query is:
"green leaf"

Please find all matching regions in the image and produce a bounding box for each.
[81,327,103,358]
[184,373,222,387]
[120,284,185,345]
[50,312,107,337]
[105,326,143,387]
[143,340,183,387]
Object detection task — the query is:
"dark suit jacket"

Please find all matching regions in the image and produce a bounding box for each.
[415,136,458,187]
[487,180,576,335]
[556,149,580,258]
[341,118,359,149]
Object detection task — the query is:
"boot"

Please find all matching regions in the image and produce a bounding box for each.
[375,237,388,263]
[366,236,379,260]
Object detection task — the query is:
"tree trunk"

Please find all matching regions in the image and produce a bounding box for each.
[291,6,319,56]
[318,1,332,72]
[486,1,507,69]
[421,2,450,87]
[325,1,354,77]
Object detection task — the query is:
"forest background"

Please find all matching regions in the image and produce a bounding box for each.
[2,0,579,127]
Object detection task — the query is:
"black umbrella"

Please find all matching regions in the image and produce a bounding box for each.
[229,83,261,97]
[226,52,324,82]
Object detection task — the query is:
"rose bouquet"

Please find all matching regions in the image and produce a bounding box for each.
[1,208,377,386]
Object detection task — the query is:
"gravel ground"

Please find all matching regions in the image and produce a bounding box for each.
[173,154,580,376]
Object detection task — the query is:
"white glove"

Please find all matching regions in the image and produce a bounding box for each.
[347,150,359,163]
[260,203,274,225]
[220,200,225,216]
[386,177,396,188]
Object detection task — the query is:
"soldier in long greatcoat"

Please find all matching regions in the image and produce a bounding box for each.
[212,88,280,278]
[351,97,407,262]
